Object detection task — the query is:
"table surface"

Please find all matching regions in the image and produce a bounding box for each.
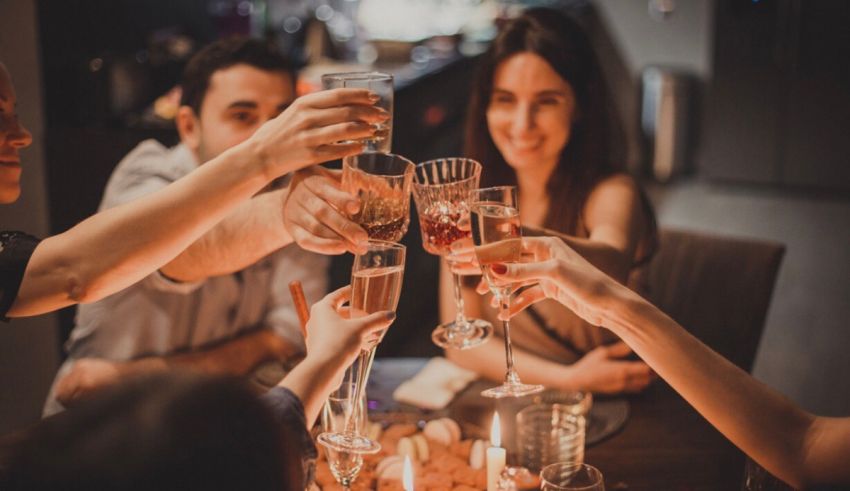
[368,358,744,491]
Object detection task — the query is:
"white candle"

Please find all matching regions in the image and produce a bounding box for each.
[403,455,414,491]
[486,412,506,491]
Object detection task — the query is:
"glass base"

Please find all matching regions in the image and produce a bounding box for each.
[317,431,382,454]
[481,381,545,399]
[432,318,493,350]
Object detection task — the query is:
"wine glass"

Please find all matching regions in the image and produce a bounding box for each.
[321,71,393,153]
[319,380,368,490]
[342,152,414,242]
[317,240,406,453]
[540,463,605,491]
[412,157,493,350]
[470,186,544,398]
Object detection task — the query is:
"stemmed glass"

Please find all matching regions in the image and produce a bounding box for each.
[540,463,605,491]
[342,152,414,242]
[470,186,544,398]
[412,157,493,350]
[317,240,406,453]
[319,380,368,490]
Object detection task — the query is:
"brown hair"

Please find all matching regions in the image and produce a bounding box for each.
[465,7,656,260]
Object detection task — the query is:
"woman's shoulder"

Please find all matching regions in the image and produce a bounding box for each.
[583,172,643,214]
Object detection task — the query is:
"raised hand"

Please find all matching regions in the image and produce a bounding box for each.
[305,286,394,380]
[485,236,627,328]
[283,167,369,255]
[248,88,390,178]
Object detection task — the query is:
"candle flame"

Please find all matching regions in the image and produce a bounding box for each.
[403,455,414,491]
[490,412,501,447]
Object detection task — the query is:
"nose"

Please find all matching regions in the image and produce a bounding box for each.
[6,117,33,149]
[511,101,536,134]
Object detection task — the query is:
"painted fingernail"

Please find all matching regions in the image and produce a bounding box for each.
[491,263,507,274]
[385,311,396,321]
[368,92,381,103]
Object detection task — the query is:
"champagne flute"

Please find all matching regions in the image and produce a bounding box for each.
[319,380,367,490]
[342,152,414,242]
[412,157,493,350]
[470,186,544,398]
[317,240,406,453]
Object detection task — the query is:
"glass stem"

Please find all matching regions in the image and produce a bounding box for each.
[452,270,469,330]
[500,292,520,385]
[346,347,376,434]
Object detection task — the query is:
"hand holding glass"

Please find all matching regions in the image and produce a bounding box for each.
[321,72,393,153]
[317,240,406,453]
[470,186,543,398]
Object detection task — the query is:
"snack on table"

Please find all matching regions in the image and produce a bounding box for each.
[317,417,490,491]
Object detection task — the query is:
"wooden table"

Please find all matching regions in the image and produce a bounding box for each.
[368,358,744,491]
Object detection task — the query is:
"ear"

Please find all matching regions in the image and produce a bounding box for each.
[175,106,201,154]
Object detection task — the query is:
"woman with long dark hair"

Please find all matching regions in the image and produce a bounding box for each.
[443,8,658,393]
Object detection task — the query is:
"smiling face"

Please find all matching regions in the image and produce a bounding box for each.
[0,63,33,204]
[486,52,577,181]
[179,63,294,164]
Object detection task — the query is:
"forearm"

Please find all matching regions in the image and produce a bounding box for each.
[528,227,631,283]
[277,356,342,427]
[10,141,268,317]
[160,189,293,282]
[163,329,297,376]
[446,335,574,390]
[609,289,817,488]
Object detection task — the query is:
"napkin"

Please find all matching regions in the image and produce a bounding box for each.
[392,357,478,410]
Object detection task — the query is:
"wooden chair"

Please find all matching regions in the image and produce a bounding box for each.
[646,228,786,372]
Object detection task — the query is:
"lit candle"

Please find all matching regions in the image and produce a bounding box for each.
[403,455,414,491]
[486,412,506,491]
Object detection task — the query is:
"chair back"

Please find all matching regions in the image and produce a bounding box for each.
[646,228,785,372]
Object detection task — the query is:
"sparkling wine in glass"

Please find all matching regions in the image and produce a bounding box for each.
[471,186,544,398]
[317,240,405,453]
[321,72,393,153]
[342,152,414,242]
[412,158,493,350]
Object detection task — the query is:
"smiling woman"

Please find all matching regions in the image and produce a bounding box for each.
[440,8,660,395]
[0,59,384,320]
[0,65,33,204]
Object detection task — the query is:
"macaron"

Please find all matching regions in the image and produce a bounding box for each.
[423,417,462,446]
[469,439,487,470]
[397,434,430,462]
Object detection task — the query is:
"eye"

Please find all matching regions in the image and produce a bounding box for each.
[491,93,514,105]
[537,97,560,106]
[231,111,256,124]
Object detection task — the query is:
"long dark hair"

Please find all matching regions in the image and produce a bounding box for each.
[466,8,653,247]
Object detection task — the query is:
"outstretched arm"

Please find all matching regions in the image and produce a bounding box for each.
[158,188,292,282]
[55,329,298,407]
[494,236,850,488]
[9,89,386,316]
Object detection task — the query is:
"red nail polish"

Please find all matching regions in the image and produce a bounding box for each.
[491,263,507,274]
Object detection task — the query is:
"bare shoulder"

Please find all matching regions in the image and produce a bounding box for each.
[585,173,641,212]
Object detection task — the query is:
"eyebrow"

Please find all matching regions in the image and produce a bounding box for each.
[226,100,258,110]
[492,88,567,97]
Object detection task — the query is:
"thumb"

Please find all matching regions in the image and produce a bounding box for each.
[491,258,559,284]
[354,310,396,335]
[604,341,633,359]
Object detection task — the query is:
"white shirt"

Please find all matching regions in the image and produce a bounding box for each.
[43,140,328,415]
